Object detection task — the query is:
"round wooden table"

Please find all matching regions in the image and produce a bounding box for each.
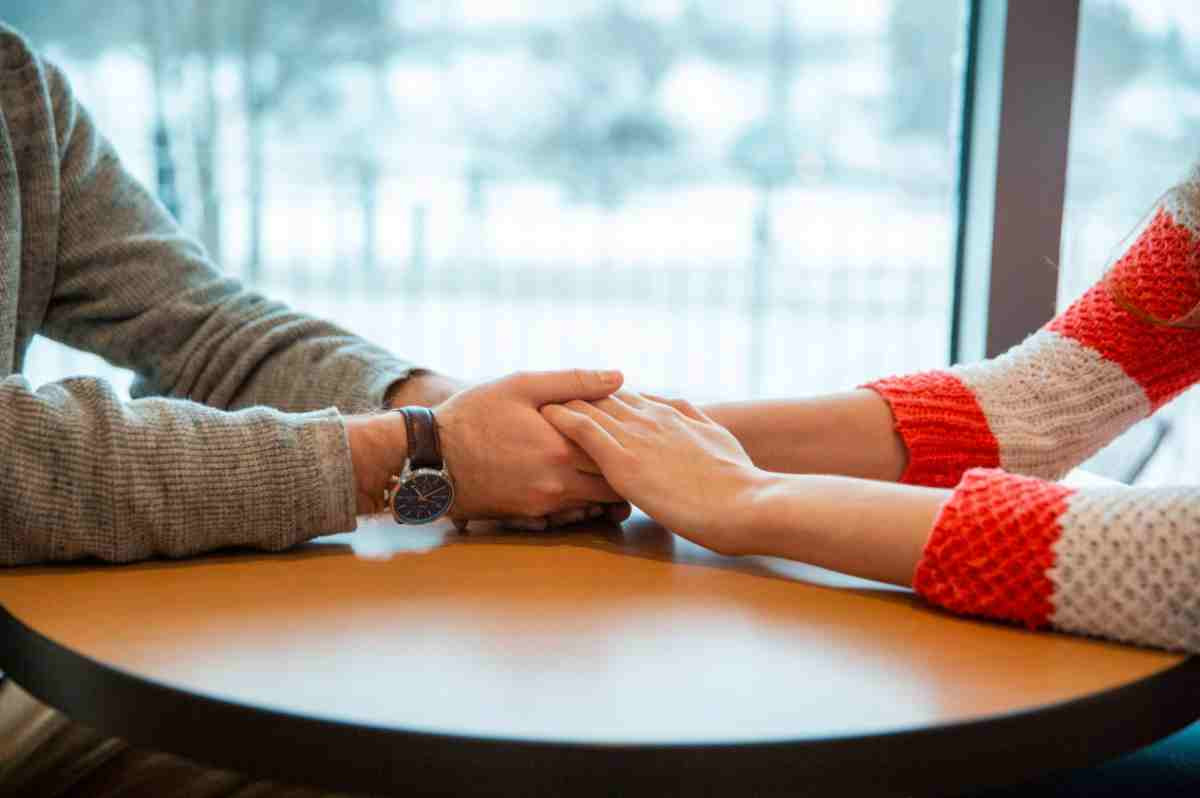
[2,510,1198,797]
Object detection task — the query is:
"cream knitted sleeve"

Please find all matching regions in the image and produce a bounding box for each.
[867,167,1200,486]
[865,167,1200,651]
[913,468,1200,652]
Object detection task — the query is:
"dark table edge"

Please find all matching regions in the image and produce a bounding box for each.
[3,602,1199,797]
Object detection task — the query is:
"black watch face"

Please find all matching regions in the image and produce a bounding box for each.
[392,472,454,524]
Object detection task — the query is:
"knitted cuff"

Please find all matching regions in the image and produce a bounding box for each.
[914,468,1073,629]
[863,372,999,487]
[290,409,360,542]
[340,362,422,414]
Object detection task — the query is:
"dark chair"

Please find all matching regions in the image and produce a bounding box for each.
[963,721,1200,797]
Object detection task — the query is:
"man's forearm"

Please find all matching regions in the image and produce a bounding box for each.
[703,389,908,481]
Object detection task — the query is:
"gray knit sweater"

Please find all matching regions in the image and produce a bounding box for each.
[0,26,415,565]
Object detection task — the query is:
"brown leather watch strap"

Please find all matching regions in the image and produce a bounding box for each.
[399,406,443,470]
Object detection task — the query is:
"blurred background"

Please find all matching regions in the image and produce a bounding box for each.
[5,0,966,401]
[4,0,1200,480]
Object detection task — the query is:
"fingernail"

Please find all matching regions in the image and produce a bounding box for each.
[600,370,622,386]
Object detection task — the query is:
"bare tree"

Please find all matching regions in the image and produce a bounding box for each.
[231,0,393,283]
[188,0,225,263]
[141,0,184,220]
[455,2,684,208]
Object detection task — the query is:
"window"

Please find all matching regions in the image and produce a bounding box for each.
[1062,0,1200,482]
[10,1,968,402]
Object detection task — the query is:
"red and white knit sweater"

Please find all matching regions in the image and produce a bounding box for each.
[867,168,1200,653]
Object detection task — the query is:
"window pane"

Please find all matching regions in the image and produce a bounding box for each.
[1061,0,1200,482]
[12,0,966,401]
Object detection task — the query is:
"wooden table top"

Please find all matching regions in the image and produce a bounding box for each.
[3,496,1198,795]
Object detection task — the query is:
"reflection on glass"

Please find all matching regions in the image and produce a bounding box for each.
[11,0,966,401]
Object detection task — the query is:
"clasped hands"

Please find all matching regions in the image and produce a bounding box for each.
[347,368,764,550]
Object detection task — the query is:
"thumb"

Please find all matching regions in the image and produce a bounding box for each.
[504,369,624,405]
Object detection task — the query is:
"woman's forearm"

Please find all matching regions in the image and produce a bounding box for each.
[703,389,908,481]
[744,473,949,587]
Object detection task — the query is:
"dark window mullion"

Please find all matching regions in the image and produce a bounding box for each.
[950,0,1080,364]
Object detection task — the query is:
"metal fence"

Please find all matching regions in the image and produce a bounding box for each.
[26,257,950,404]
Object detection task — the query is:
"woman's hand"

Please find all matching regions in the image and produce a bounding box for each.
[543,390,948,583]
[435,371,631,524]
[541,392,769,554]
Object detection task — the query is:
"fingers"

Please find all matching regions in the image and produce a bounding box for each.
[504,369,623,405]
[541,404,626,473]
[564,471,624,504]
[589,394,639,421]
[565,441,604,475]
[507,503,625,530]
[544,505,606,527]
[640,393,712,423]
[613,390,650,408]
[561,399,625,436]
[501,517,550,532]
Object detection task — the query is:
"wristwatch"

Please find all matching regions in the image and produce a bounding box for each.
[384,407,455,524]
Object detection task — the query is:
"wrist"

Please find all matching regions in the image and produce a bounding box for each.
[723,466,781,555]
[345,412,409,515]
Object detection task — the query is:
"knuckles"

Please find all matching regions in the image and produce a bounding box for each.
[504,370,536,392]
[674,399,699,417]
[544,441,574,466]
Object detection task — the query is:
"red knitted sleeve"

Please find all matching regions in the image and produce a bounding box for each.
[915,469,1072,629]
[889,168,1200,650]
[914,468,1200,651]
[865,197,1200,486]
[866,372,998,487]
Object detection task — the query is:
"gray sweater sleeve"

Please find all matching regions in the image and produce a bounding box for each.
[0,377,356,565]
[39,62,416,414]
[0,51,410,565]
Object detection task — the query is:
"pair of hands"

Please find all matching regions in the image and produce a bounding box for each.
[349,368,764,550]
[347,369,635,528]
[541,392,765,555]
[353,370,940,588]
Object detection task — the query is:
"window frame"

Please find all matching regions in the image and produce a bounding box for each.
[950,0,1081,363]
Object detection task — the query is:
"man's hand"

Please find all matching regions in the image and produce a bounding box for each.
[346,369,631,523]
[541,391,765,554]
[384,370,468,409]
[435,370,628,522]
